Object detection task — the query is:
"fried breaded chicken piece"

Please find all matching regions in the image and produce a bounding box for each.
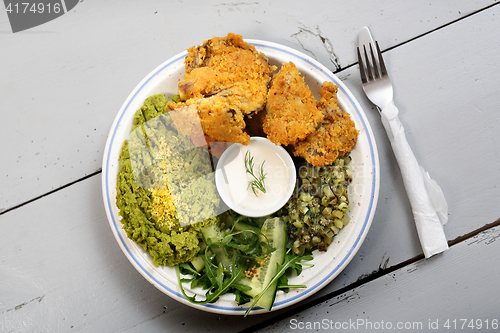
[168,33,276,146]
[168,100,233,158]
[263,62,324,146]
[179,33,275,115]
[169,96,249,146]
[293,82,358,166]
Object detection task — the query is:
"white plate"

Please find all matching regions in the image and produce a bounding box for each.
[102,40,380,315]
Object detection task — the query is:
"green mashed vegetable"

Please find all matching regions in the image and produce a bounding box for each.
[116,94,222,266]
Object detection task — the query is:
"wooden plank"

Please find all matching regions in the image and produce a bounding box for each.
[255,225,500,333]
[0,0,496,211]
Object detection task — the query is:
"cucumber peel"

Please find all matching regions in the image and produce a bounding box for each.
[200,224,233,273]
[239,217,287,311]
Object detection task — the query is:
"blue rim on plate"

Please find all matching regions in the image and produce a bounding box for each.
[102,39,380,315]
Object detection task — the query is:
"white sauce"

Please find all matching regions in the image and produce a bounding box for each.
[220,140,293,212]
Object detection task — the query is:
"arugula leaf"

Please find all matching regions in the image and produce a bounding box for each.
[191,274,211,290]
[232,281,253,305]
[178,263,200,276]
[277,273,290,293]
[231,282,252,293]
[201,254,217,287]
[283,251,314,276]
[176,265,245,305]
[234,289,252,306]
[216,262,224,289]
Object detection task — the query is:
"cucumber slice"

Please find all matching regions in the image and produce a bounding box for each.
[234,221,261,240]
[239,217,287,310]
[200,223,224,240]
[190,256,205,272]
[200,224,233,273]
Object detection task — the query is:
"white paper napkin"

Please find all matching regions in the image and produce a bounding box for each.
[380,101,449,258]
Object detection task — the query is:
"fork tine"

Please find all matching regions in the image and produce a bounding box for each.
[363,45,374,81]
[358,28,394,109]
[357,47,368,84]
[375,41,388,77]
[369,43,380,79]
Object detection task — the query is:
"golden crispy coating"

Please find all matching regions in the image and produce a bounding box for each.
[168,96,250,146]
[168,101,234,158]
[293,82,358,166]
[170,33,275,146]
[168,103,207,147]
[179,33,276,116]
[263,62,324,146]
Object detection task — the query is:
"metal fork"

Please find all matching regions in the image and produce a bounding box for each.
[357,40,393,111]
[357,26,449,259]
[357,27,400,136]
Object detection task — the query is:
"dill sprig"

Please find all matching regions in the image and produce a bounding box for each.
[244,151,267,196]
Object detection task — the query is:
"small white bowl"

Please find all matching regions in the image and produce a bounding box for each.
[215,137,296,217]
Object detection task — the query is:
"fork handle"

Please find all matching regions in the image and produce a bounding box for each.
[380,101,449,258]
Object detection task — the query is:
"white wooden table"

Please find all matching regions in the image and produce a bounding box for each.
[2,1,500,332]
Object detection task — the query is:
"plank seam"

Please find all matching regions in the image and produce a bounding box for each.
[334,1,500,74]
[0,169,102,215]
